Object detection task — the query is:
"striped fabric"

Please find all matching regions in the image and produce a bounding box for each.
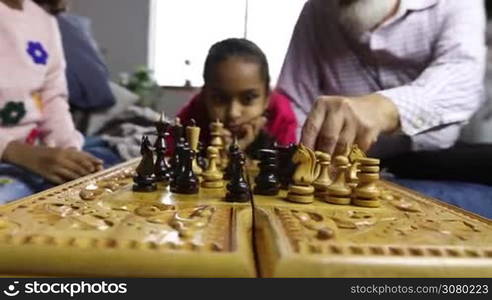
[277,0,486,154]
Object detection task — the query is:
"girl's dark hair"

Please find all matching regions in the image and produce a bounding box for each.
[32,0,67,15]
[203,38,270,92]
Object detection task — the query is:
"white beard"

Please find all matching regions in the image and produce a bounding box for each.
[338,0,399,37]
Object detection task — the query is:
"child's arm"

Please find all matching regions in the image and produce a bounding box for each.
[2,141,102,184]
[38,17,84,149]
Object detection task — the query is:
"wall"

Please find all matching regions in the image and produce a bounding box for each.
[69,0,151,80]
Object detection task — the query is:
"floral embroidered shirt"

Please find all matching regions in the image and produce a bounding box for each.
[0,0,83,160]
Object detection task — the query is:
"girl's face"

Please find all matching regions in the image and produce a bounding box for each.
[204,57,269,137]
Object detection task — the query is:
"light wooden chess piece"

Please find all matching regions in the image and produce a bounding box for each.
[286,144,317,204]
[186,119,203,176]
[346,161,360,189]
[352,157,381,208]
[313,151,332,197]
[210,119,225,169]
[347,144,365,189]
[325,155,351,205]
[202,146,224,189]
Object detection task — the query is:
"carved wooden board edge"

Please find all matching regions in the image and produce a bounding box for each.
[0,158,140,212]
[0,159,257,277]
[253,180,492,277]
[0,206,255,277]
[380,180,491,225]
[255,206,492,277]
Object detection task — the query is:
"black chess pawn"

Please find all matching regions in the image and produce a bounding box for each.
[254,149,280,195]
[169,118,185,179]
[133,135,157,192]
[170,140,187,190]
[197,141,208,170]
[172,146,199,194]
[226,151,251,203]
[276,143,298,190]
[154,124,171,184]
[224,140,240,180]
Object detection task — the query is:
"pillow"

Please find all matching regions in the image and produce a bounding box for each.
[85,82,139,136]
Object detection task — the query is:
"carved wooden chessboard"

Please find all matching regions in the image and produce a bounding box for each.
[0,160,491,277]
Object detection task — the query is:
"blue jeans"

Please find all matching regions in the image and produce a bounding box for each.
[0,137,122,205]
[388,178,492,219]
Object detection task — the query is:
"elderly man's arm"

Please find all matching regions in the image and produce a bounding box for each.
[302,0,486,154]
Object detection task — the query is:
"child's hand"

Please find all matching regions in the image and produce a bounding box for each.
[223,115,267,150]
[3,142,103,184]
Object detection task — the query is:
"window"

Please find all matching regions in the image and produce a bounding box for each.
[150,0,306,87]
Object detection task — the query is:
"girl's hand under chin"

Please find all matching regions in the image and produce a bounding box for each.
[223,115,267,150]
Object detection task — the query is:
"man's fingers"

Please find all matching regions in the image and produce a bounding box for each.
[315,111,343,155]
[301,103,326,149]
[334,120,357,156]
[356,129,378,152]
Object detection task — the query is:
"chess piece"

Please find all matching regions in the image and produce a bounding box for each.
[197,141,208,170]
[170,117,185,180]
[226,142,251,203]
[286,144,317,204]
[154,113,171,184]
[313,151,331,195]
[254,149,280,196]
[346,161,360,189]
[186,119,203,176]
[201,146,224,188]
[224,139,240,180]
[133,136,156,192]
[210,119,225,168]
[352,157,381,208]
[170,140,189,191]
[324,156,351,205]
[172,146,199,194]
[276,143,297,190]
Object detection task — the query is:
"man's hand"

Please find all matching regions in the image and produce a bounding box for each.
[3,142,103,184]
[223,115,267,150]
[301,94,400,155]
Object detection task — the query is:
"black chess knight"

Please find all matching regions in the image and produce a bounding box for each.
[254,149,280,195]
[133,135,156,192]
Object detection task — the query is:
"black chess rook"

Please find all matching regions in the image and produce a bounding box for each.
[254,149,280,196]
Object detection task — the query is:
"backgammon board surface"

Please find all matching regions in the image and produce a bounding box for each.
[0,160,491,277]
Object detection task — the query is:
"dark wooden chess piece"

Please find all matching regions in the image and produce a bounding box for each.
[276,143,298,190]
[224,139,240,180]
[154,114,170,184]
[133,135,157,192]
[197,141,208,170]
[226,143,251,203]
[172,145,199,194]
[170,117,185,180]
[254,149,280,195]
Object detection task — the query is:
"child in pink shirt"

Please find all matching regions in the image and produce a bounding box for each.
[172,38,297,157]
[0,0,102,203]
